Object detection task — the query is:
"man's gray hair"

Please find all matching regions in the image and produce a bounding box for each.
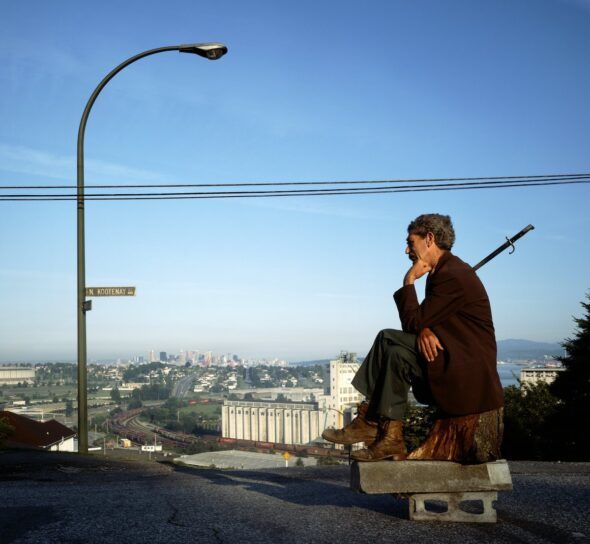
[407,214,455,250]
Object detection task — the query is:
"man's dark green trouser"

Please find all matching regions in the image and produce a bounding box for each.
[351,329,435,420]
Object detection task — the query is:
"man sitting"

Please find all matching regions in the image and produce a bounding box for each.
[322,214,504,461]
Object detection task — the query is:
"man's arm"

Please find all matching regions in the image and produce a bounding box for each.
[394,273,465,333]
[395,271,464,362]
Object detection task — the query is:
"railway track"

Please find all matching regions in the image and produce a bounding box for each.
[109,409,199,449]
[110,409,345,459]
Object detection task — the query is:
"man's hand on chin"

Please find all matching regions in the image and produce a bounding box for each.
[418,327,444,363]
[404,259,431,286]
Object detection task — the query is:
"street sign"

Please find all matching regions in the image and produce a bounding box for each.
[85,287,136,297]
[141,445,162,452]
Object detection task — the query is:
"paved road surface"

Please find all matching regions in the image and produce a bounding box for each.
[1,451,589,544]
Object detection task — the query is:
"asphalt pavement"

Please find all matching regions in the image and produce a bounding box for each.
[1,450,589,544]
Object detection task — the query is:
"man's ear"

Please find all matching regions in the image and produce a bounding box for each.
[426,232,435,247]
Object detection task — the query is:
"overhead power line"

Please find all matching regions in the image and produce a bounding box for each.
[0,173,589,201]
[0,172,588,190]
[1,176,590,198]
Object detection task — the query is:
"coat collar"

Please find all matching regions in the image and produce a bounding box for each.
[427,250,452,281]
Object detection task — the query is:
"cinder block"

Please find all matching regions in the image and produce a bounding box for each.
[409,491,498,523]
[350,459,512,494]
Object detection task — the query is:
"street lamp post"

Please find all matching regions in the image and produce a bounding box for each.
[76,43,228,453]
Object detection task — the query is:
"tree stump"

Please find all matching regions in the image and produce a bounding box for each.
[407,408,503,464]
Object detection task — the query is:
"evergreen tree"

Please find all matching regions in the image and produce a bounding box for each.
[0,416,15,447]
[65,399,74,417]
[110,387,122,404]
[548,293,590,460]
[502,382,558,460]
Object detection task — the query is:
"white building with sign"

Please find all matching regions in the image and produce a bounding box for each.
[520,366,564,387]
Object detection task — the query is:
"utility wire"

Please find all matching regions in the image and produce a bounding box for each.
[1,177,589,201]
[0,172,588,190]
[2,176,590,199]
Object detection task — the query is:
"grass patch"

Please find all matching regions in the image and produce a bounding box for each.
[179,403,221,418]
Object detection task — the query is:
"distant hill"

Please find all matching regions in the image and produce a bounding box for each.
[292,339,563,366]
[497,339,563,360]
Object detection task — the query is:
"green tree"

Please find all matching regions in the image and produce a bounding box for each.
[110,387,122,404]
[163,397,183,410]
[547,293,590,460]
[138,383,169,401]
[503,382,558,460]
[127,398,143,410]
[403,405,437,451]
[316,453,341,465]
[92,414,107,428]
[0,416,15,447]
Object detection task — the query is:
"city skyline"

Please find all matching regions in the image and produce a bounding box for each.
[1,1,589,361]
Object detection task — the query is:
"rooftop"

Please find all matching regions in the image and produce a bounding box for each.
[0,411,76,450]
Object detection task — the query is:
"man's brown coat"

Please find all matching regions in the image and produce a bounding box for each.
[393,251,504,416]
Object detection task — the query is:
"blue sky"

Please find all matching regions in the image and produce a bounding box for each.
[1,0,589,361]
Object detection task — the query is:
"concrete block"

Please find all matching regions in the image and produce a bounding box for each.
[409,491,498,523]
[350,459,512,494]
[350,460,512,523]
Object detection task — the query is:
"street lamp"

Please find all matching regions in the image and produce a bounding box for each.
[76,42,228,453]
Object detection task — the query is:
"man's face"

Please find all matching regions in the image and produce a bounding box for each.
[405,233,429,263]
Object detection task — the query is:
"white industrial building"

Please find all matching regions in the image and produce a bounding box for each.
[221,352,363,446]
[520,366,564,387]
[222,399,321,444]
[324,353,364,430]
[0,366,35,385]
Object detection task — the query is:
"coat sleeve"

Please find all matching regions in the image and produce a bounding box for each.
[393,272,465,333]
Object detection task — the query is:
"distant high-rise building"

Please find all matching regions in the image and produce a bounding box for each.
[148,350,158,363]
[178,350,187,365]
[159,352,168,363]
[322,352,363,431]
[187,350,199,364]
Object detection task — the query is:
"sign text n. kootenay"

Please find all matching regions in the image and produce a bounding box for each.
[85,287,136,297]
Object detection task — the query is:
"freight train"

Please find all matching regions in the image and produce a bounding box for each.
[216,437,350,458]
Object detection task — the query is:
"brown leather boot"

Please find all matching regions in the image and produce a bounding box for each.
[321,402,378,445]
[351,419,407,461]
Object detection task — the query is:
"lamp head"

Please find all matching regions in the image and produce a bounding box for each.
[179,42,228,60]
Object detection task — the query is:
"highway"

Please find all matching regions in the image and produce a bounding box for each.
[171,374,196,398]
